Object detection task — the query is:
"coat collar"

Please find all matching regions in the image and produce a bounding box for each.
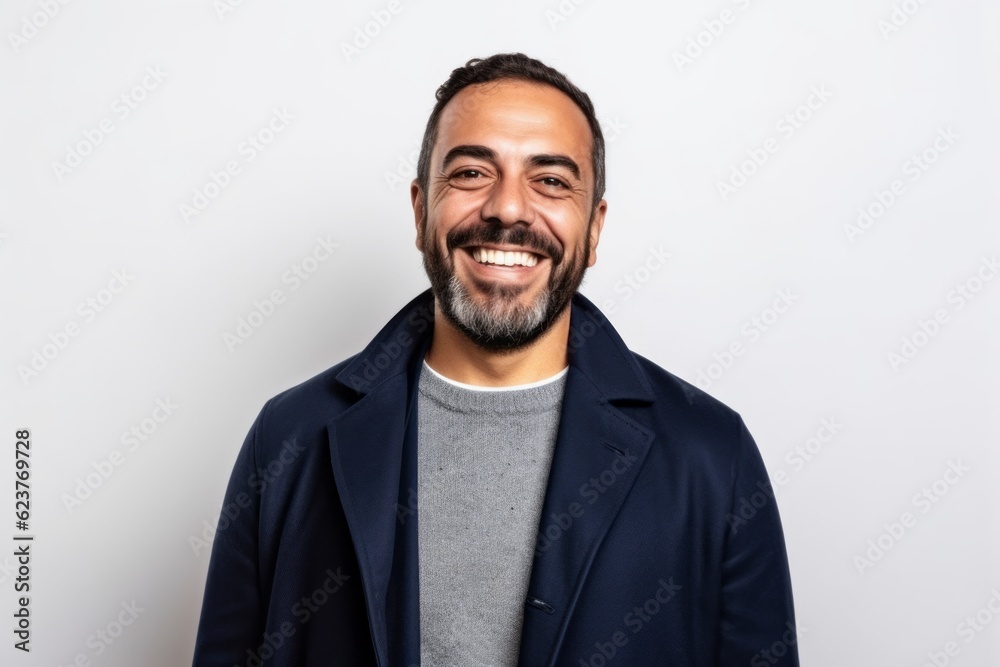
[328,288,658,666]
[334,287,656,404]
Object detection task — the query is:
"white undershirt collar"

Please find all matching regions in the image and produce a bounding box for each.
[422,359,569,391]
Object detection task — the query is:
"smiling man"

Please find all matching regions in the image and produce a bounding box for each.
[193,53,799,667]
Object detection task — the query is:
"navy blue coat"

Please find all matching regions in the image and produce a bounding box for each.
[192,288,799,666]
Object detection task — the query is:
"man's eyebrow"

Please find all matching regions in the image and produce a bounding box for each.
[528,154,581,181]
[441,146,582,181]
[441,145,497,171]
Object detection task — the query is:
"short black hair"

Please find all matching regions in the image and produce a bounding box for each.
[415,53,606,211]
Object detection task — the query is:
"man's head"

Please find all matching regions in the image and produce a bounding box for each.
[411,53,608,353]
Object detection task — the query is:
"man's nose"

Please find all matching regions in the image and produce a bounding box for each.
[480,175,533,226]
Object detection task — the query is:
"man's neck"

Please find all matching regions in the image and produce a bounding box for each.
[424,301,570,387]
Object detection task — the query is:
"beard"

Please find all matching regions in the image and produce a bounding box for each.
[420,215,592,353]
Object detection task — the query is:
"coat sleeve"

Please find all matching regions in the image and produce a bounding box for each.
[191,403,268,666]
[716,417,800,667]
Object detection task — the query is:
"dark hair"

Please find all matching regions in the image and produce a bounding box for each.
[415,53,606,211]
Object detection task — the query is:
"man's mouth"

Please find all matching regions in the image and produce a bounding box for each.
[465,246,543,268]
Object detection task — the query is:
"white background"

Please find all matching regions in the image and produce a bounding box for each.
[1,0,998,665]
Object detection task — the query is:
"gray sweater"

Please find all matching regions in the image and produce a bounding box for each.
[417,360,568,666]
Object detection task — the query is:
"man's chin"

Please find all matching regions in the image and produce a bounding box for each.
[436,279,555,352]
[446,317,550,354]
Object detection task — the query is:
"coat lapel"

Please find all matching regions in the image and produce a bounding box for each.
[328,378,407,667]
[327,291,435,667]
[517,295,658,667]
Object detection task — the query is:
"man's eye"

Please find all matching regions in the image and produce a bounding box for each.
[454,170,482,179]
[541,177,567,188]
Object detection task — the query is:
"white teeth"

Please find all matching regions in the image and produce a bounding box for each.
[471,247,539,267]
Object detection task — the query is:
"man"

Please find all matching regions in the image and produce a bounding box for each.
[193,53,799,666]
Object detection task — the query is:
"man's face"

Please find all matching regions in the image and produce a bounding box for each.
[411,78,607,352]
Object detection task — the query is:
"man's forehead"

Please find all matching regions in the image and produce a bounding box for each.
[434,79,593,165]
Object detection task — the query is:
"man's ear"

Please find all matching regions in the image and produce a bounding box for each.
[411,179,425,251]
[586,199,608,267]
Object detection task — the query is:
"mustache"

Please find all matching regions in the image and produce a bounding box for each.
[446,224,564,264]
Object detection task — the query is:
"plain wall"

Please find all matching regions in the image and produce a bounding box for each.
[1,0,998,664]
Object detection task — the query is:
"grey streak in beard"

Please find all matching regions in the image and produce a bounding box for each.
[445,273,548,344]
